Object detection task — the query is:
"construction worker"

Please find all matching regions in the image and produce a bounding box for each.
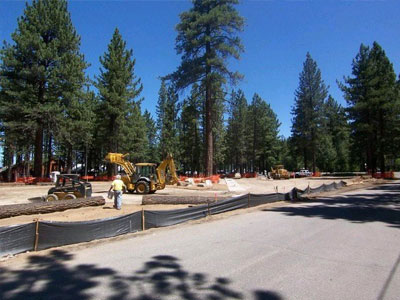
[109,174,126,210]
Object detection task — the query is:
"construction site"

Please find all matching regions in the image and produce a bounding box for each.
[1,159,385,259]
[0,168,373,227]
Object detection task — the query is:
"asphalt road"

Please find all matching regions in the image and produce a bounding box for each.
[1,181,399,300]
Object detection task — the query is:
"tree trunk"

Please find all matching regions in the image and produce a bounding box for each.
[0,196,105,219]
[203,21,214,177]
[311,129,316,173]
[33,125,43,177]
[379,110,385,173]
[303,147,308,170]
[204,82,213,175]
[46,133,52,177]
[66,144,73,173]
[5,147,13,182]
[24,152,30,177]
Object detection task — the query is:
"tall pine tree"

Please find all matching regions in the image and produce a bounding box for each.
[0,0,87,177]
[291,53,328,172]
[96,28,144,173]
[340,42,398,172]
[166,0,244,176]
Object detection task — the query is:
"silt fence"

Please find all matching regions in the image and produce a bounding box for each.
[0,181,346,257]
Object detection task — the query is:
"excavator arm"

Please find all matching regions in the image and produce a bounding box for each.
[104,153,136,177]
[156,153,179,185]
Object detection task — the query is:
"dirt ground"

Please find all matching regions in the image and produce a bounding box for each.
[0,176,371,227]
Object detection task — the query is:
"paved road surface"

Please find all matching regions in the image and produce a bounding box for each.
[1,182,399,300]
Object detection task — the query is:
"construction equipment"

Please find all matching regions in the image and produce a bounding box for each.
[270,165,290,180]
[104,153,179,194]
[44,174,92,201]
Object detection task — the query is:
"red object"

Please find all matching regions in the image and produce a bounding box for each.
[371,171,393,179]
[178,174,221,184]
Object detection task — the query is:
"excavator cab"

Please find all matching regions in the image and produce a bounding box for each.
[135,163,157,178]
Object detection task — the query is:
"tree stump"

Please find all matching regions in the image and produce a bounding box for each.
[0,196,105,219]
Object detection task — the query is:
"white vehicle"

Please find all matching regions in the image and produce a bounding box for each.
[296,169,312,177]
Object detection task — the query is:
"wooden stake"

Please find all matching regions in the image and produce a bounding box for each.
[207,201,210,216]
[247,193,250,208]
[34,218,39,251]
[141,208,145,231]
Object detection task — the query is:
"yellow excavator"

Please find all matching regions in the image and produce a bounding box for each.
[104,153,179,194]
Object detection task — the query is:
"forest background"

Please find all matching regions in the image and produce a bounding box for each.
[1,0,399,179]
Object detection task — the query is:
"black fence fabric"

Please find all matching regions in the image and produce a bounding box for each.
[297,181,347,198]
[145,205,208,228]
[0,223,35,257]
[209,195,248,215]
[0,181,347,256]
[248,193,280,208]
[38,211,142,250]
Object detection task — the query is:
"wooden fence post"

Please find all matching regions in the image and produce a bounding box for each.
[247,193,250,208]
[207,201,210,216]
[141,208,145,231]
[34,218,39,251]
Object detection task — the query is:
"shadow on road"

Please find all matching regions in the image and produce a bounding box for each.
[0,250,282,300]
[265,183,400,228]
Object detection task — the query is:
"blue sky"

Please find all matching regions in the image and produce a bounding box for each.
[1,0,399,143]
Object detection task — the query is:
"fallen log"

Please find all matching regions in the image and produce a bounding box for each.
[0,196,105,219]
[142,195,229,205]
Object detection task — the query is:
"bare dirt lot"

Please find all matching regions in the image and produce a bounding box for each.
[0,176,372,226]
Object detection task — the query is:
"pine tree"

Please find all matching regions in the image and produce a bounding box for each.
[0,0,87,177]
[247,93,281,173]
[212,83,226,173]
[291,53,328,172]
[143,110,158,162]
[179,84,203,173]
[156,83,180,159]
[340,42,398,172]
[278,137,297,172]
[259,99,281,172]
[320,96,350,172]
[156,80,168,152]
[166,0,244,176]
[121,101,148,163]
[56,87,96,173]
[96,28,143,173]
[226,90,248,173]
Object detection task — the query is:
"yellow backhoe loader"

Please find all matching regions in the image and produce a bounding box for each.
[104,153,179,194]
[270,165,290,180]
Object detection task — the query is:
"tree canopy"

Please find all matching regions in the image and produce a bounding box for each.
[340,42,399,172]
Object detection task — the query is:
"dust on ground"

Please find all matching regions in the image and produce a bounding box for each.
[0,176,375,226]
